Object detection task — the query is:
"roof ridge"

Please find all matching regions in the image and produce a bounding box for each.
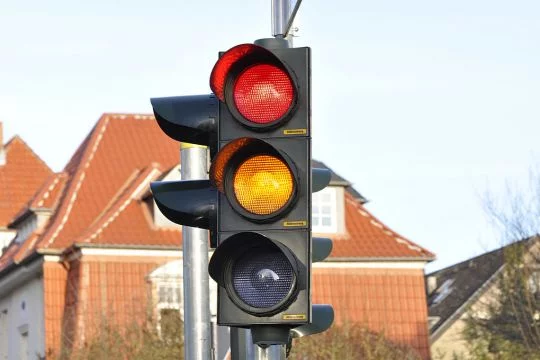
[346,193,435,259]
[428,236,536,276]
[7,172,66,227]
[85,168,143,231]
[39,115,112,249]
[74,165,163,244]
[101,113,154,120]
[34,173,68,209]
[4,135,52,174]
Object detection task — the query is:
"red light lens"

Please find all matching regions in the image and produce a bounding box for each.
[233,64,294,124]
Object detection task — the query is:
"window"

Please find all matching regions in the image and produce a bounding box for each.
[158,283,182,309]
[432,279,455,305]
[312,187,338,233]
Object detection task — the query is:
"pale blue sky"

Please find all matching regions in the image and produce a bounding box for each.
[1,0,539,271]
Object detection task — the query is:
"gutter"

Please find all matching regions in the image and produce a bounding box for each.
[327,256,435,262]
[0,254,44,297]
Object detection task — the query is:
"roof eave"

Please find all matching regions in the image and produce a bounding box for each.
[327,256,435,262]
[72,242,181,251]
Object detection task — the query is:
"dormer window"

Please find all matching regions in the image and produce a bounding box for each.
[312,187,338,233]
[432,279,455,305]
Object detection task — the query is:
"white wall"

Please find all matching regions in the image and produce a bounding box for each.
[0,273,45,360]
[0,230,16,251]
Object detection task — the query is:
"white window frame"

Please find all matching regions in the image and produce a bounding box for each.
[156,281,182,311]
[312,187,338,233]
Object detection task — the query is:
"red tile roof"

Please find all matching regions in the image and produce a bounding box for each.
[29,173,68,210]
[1,113,432,262]
[0,136,52,226]
[36,114,180,250]
[328,192,435,260]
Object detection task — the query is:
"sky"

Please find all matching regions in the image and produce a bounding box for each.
[1,0,539,271]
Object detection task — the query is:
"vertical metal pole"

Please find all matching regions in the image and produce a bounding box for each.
[181,143,212,360]
[254,345,287,360]
[271,0,290,37]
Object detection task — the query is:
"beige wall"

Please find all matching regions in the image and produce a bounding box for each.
[430,271,501,360]
[431,318,469,360]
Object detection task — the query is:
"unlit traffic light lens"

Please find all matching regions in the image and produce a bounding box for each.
[233,155,294,215]
[233,64,294,124]
[232,249,295,308]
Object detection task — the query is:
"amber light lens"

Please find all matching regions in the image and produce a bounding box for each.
[233,64,294,124]
[233,155,294,215]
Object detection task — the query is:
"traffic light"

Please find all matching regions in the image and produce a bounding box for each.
[207,42,312,339]
[150,40,333,346]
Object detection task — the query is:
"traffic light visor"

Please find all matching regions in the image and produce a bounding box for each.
[210,43,297,129]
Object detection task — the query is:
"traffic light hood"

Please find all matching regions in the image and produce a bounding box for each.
[210,43,287,102]
[210,43,298,130]
[150,95,218,147]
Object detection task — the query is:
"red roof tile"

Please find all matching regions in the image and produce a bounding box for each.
[0,137,52,226]
[73,164,179,247]
[4,112,431,262]
[29,173,68,210]
[37,114,179,250]
[328,192,435,260]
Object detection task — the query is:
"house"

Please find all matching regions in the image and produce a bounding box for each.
[0,123,53,251]
[0,123,53,360]
[427,237,540,359]
[0,114,435,359]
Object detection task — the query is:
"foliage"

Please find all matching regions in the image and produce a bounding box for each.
[461,167,540,359]
[288,322,421,360]
[59,309,184,360]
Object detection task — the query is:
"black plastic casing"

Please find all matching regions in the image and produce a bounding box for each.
[213,46,312,327]
[216,230,310,326]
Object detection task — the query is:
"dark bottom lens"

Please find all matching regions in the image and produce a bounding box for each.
[232,248,294,308]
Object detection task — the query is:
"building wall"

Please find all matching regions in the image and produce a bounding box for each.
[430,318,469,360]
[0,274,45,360]
[430,275,500,360]
[0,230,16,251]
[56,250,181,355]
[313,266,431,360]
[43,260,68,359]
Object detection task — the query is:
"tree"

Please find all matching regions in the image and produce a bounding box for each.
[288,322,421,360]
[462,167,540,359]
[59,309,184,360]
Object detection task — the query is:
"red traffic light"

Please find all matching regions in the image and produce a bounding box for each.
[210,44,297,128]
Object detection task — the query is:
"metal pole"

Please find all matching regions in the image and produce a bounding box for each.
[271,0,290,37]
[181,143,212,360]
[254,345,287,360]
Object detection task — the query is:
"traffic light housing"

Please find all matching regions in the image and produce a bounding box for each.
[150,40,333,345]
[207,42,312,331]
